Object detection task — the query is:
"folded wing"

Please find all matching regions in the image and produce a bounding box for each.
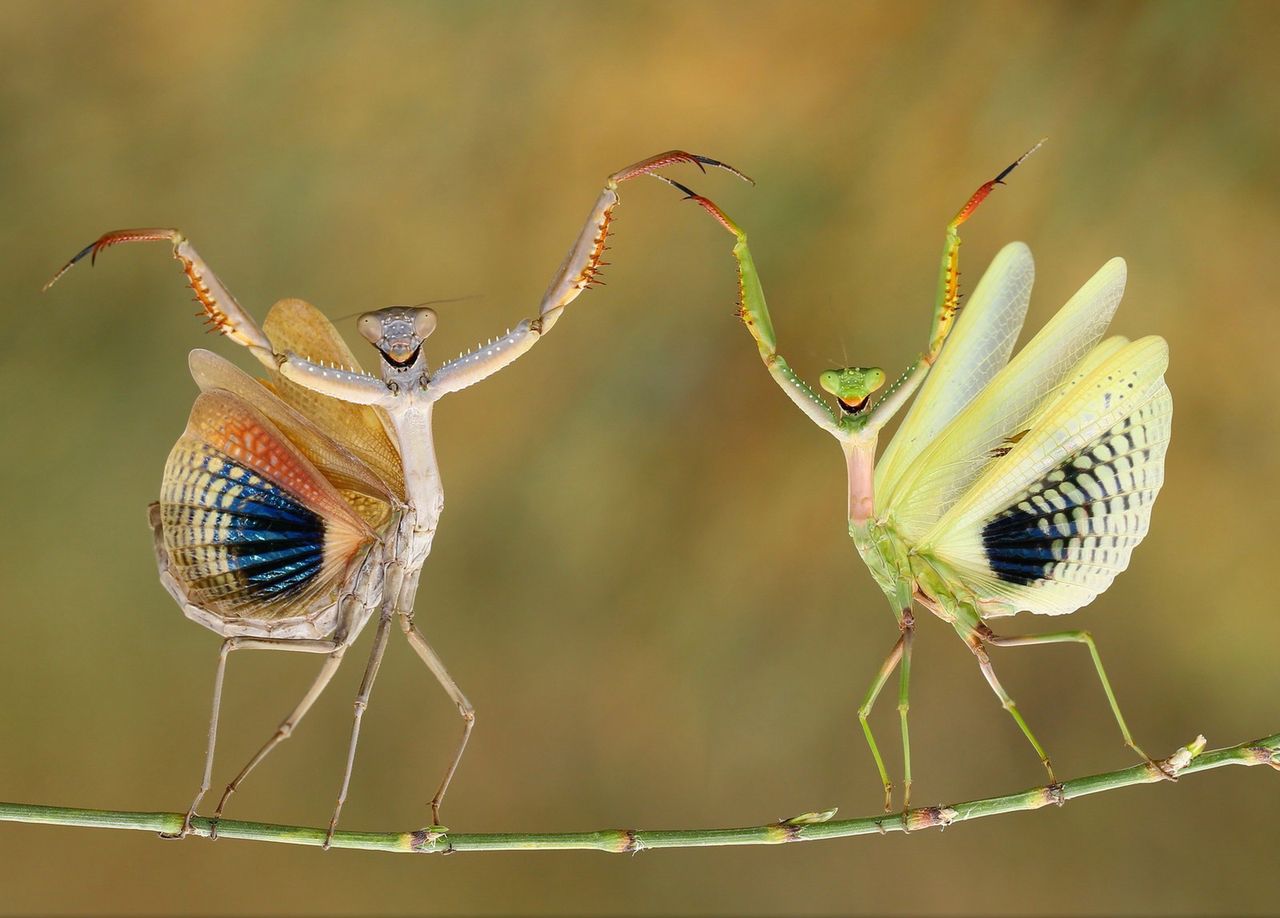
[877,242,1035,508]
[261,298,405,497]
[882,258,1128,543]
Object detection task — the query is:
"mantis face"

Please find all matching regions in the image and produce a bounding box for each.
[358,306,439,371]
[819,366,886,414]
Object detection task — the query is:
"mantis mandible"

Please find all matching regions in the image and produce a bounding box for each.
[44,150,750,845]
[659,142,1175,813]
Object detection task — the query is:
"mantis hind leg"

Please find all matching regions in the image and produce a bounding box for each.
[400,612,475,828]
[960,626,1058,784]
[211,646,348,830]
[979,625,1173,780]
[176,635,344,839]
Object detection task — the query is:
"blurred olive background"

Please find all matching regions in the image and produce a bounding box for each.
[2,1,1278,915]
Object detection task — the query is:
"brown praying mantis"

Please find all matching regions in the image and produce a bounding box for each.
[44,150,751,846]
[657,142,1175,814]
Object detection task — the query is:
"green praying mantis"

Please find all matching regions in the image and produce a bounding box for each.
[658,140,1174,812]
[43,142,1173,835]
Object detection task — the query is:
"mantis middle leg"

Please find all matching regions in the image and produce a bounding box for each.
[856,608,915,812]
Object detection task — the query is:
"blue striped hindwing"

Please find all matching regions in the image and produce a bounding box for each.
[160,391,375,622]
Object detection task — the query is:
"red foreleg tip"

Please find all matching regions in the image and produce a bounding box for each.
[613,151,755,186]
[952,139,1046,228]
[654,177,741,236]
[42,228,180,292]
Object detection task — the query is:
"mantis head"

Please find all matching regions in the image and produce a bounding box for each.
[358,306,439,369]
[819,366,885,414]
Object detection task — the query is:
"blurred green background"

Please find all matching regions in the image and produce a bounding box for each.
[2,1,1277,914]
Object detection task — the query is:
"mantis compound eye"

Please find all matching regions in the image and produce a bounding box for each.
[819,366,886,414]
[413,308,438,340]
[357,314,382,346]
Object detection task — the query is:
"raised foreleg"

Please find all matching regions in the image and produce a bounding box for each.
[44,228,276,369]
[867,139,1045,428]
[427,151,751,397]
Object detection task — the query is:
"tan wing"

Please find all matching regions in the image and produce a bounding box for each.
[189,349,396,514]
[160,390,377,621]
[261,298,405,498]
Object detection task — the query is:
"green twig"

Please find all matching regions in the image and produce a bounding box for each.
[2,732,1275,854]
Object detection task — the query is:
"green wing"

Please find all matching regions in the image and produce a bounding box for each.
[880,257,1128,543]
[921,335,1172,617]
[876,242,1034,508]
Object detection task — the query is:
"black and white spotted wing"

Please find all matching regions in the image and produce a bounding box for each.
[920,334,1171,617]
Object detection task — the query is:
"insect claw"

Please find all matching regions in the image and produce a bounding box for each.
[41,241,99,292]
[657,174,698,199]
[686,153,755,185]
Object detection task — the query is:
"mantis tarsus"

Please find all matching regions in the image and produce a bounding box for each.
[43,150,750,846]
[661,141,1176,813]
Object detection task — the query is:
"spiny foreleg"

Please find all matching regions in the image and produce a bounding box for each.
[44,228,275,369]
[428,151,751,397]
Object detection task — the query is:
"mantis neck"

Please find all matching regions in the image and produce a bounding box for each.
[842,435,878,525]
[390,401,444,535]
